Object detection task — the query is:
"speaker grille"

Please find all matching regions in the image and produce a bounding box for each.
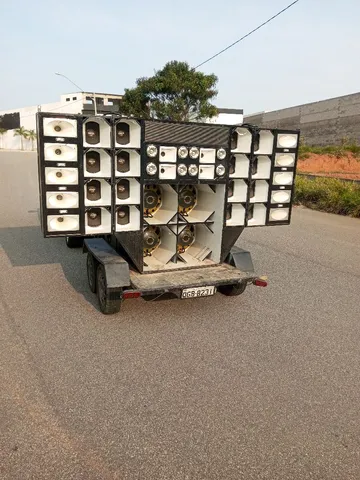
[144,121,229,146]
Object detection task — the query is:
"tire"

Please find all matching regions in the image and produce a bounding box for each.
[87,253,97,293]
[96,264,122,315]
[218,282,247,297]
[65,236,83,248]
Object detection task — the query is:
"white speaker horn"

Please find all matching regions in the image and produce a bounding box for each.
[159,146,177,163]
[47,214,79,232]
[46,191,79,209]
[198,165,215,180]
[226,204,245,226]
[252,156,271,179]
[227,180,248,203]
[232,128,252,154]
[199,148,216,164]
[229,154,249,179]
[247,204,267,226]
[249,180,269,203]
[44,143,77,162]
[45,167,78,185]
[254,130,274,155]
[43,118,77,138]
[271,190,291,204]
[159,164,177,180]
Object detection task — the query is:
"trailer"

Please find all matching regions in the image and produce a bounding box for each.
[37,113,299,314]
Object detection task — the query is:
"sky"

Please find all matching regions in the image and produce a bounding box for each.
[1,0,360,115]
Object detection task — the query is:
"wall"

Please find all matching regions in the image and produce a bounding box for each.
[244,92,360,146]
[0,99,83,150]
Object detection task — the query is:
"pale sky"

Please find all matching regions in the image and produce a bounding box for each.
[1,0,359,115]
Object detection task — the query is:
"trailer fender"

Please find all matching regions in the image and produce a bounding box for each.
[83,238,130,294]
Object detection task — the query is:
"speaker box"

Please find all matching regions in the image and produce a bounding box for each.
[114,119,141,149]
[144,184,177,225]
[84,149,111,178]
[115,205,141,232]
[83,117,111,148]
[115,178,141,205]
[226,204,246,227]
[254,130,274,155]
[143,226,177,271]
[251,156,271,179]
[46,191,79,209]
[247,204,267,226]
[43,118,78,138]
[231,127,252,154]
[229,154,249,179]
[115,149,141,177]
[84,179,112,206]
[45,167,78,185]
[47,214,80,232]
[85,207,111,234]
[44,143,78,162]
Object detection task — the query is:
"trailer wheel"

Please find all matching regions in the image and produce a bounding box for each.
[96,264,122,315]
[87,253,97,293]
[65,236,83,248]
[218,282,247,297]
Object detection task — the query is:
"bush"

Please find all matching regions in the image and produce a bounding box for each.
[298,143,360,159]
[294,175,360,217]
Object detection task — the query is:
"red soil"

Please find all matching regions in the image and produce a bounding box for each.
[297,153,360,180]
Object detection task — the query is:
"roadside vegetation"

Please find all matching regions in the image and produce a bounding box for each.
[299,140,360,159]
[294,175,360,218]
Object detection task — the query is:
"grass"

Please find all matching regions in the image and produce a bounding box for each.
[294,175,360,218]
[298,143,360,159]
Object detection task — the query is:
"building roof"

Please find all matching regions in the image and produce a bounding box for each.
[217,108,243,115]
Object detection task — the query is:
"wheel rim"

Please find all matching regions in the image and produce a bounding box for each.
[87,256,95,289]
[98,269,106,307]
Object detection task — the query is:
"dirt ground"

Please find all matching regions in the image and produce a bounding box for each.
[297,153,360,180]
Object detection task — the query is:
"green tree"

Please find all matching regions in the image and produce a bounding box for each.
[14,126,28,150]
[26,129,37,151]
[120,61,218,122]
[0,128,7,149]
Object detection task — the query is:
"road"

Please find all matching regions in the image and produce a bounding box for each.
[1,151,360,480]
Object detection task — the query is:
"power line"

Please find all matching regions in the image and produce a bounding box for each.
[194,0,300,69]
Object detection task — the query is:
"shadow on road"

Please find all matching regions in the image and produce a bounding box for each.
[0,226,98,308]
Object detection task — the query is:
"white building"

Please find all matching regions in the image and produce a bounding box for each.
[0,93,243,150]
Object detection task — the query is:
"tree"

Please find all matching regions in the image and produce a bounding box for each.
[0,128,7,149]
[119,61,218,122]
[26,129,37,151]
[14,126,28,151]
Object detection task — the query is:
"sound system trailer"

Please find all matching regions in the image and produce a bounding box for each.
[37,112,299,314]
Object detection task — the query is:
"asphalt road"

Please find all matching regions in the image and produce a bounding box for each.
[1,151,360,480]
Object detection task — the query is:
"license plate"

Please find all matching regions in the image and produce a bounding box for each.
[181,286,216,299]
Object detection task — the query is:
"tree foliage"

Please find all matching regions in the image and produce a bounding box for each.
[120,61,218,122]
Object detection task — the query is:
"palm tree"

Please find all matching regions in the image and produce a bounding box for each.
[0,128,7,149]
[26,129,37,151]
[14,126,28,150]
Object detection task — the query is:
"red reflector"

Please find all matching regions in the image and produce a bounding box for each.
[254,279,268,287]
[123,291,141,299]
